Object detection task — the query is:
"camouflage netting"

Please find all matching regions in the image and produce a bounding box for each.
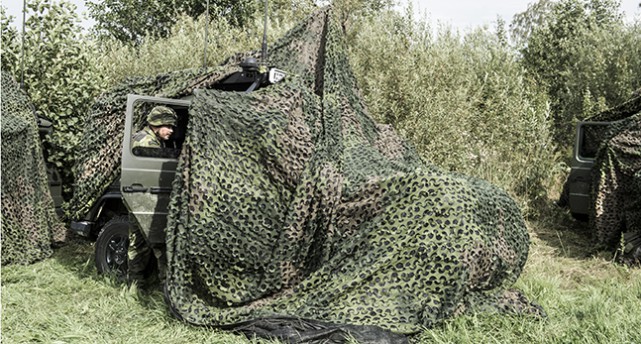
[164,8,544,341]
[1,71,66,265]
[586,92,641,264]
[70,7,542,343]
[66,65,240,220]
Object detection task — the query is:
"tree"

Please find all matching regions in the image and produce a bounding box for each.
[1,7,20,74]
[1,0,104,198]
[347,9,557,212]
[513,0,641,145]
[86,0,259,44]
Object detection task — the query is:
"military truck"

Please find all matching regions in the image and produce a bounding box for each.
[560,88,641,267]
[69,59,286,276]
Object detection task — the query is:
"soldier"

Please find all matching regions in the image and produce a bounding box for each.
[128,105,177,288]
[132,105,177,148]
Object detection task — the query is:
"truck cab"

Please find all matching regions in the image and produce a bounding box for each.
[70,95,190,276]
[69,60,286,277]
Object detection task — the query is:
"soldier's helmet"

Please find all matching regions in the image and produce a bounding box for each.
[147,106,177,126]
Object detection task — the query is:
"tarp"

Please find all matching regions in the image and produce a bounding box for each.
[1,71,66,265]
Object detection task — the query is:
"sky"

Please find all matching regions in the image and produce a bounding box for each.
[399,0,640,31]
[2,0,640,32]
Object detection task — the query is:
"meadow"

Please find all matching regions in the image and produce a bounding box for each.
[2,1,641,343]
[3,206,641,343]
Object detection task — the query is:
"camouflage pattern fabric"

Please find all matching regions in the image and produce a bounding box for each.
[69,7,542,342]
[146,105,177,126]
[589,111,641,263]
[558,90,641,265]
[67,65,240,219]
[132,126,162,148]
[127,215,166,284]
[588,90,641,122]
[161,8,542,340]
[1,71,66,265]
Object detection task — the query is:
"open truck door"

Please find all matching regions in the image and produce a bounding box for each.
[120,95,191,245]
[566,121,611,218]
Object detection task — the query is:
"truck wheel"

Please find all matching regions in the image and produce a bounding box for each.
[95,216,130,279]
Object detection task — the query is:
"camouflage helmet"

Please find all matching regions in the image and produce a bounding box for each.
[147,106,177,126]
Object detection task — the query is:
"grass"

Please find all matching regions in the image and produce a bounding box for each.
[2,205,640,344]
[0,239,269,344]
[423,210,641,344]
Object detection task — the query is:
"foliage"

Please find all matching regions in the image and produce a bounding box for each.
[86,0,316,44]
[91,3,314,86]
[325,0,395,28]
[513,0,641,145]
[86,0,255,44]
[1,0,105,198]
[1,7,20,76]
[347,10,558,214]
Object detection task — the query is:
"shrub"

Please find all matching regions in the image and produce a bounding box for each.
[514,0,641,145]
[1,0,105,197]
[347,10,559,214]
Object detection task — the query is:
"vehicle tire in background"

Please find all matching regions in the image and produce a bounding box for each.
[95,216,129,280]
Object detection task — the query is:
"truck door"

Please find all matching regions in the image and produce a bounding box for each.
[121,94,191,244]
[567,121,611,217]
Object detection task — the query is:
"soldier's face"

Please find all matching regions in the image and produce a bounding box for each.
[157,125,174,141]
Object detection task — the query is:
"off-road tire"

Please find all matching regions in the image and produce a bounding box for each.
[95,216,130,279]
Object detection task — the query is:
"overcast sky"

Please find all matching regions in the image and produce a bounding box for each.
[401,0,640,30]
[3,0,640,32]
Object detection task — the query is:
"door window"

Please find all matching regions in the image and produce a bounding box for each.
[130,101,189,159]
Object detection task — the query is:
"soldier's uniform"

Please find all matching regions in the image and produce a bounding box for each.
[128,106,176,287]
[132,126,163,148]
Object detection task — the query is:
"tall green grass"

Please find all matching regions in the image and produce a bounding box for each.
[0,238,269,344]
[3,212,640,343]
[422,213,641,343]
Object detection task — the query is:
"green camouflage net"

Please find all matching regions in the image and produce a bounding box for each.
[588,105,641,264]
[1,71,65,265]
[66,65,242,220]
[69,7,542,342]
[558,90,641,265]
[161,8,542,340]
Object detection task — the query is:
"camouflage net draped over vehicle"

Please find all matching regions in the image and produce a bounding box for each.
[589,108,641,264]
[558,90,641,265]
[160,8,542,340]
[1,72,65,265]
[66,65,240,220]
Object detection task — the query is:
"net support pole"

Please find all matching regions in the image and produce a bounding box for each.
[203,0,209,69]
[20,0,26,89]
